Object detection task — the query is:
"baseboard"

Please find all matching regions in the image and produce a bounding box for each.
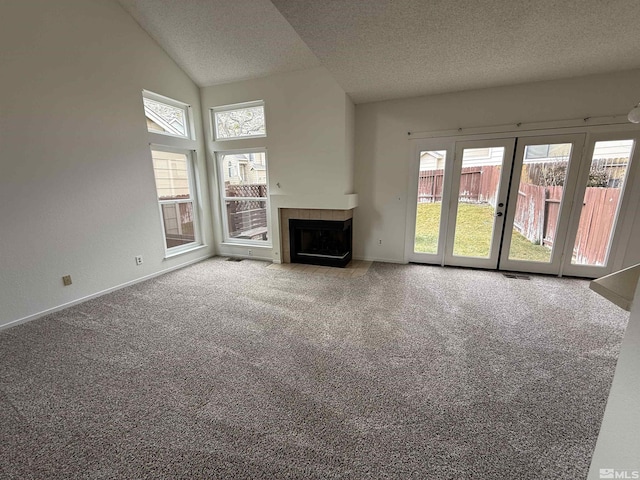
[224,254,273,262]
[0,254,214,332]
[353,256,408,264]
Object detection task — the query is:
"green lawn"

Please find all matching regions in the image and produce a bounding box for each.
[414,203,551,262]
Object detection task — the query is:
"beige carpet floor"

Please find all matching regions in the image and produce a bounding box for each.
[0,258,629,479]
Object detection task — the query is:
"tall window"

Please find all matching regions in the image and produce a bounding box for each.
[143,90,192,139]
[212,101,266,141]
[217,150,269,244]
[571,139,635,266]
[151,148,201,253]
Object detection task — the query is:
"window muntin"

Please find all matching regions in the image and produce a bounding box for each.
[151,148,201,252]
[217,151,269,244]
[212,101,266,141]
[143,91,192,139]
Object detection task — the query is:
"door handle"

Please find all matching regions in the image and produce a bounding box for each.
[495,212,503,217]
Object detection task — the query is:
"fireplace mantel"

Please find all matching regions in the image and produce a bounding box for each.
[270,193,358,211]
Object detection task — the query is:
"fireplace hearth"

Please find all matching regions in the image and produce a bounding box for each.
[289,218,352,268]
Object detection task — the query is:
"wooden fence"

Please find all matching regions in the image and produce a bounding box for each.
[418,168,445,203]
[509,184,620,266]
[572,188,620,265]
[458,166,502,204]
[225,183,268,240]
[514,185,620,266]
[418,166,502,205]
[418,168,621,266]
[513,185,563,246]
[226,184,267,199]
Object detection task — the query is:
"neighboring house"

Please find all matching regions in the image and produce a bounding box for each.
[223,152,267,185]
[419,150,446,171]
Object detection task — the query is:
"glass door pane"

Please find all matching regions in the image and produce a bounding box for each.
[414,150,446,254]
[571,140,634,266]
[452,147,505,258]
[500,134,585,275]
[507,142,573,263]
[444,139,515,269]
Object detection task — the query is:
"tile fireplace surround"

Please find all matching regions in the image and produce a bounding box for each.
[279,208,354,264]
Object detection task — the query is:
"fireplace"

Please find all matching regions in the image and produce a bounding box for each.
[289,218,352,268]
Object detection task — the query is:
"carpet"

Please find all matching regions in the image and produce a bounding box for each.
[0,259,628,479]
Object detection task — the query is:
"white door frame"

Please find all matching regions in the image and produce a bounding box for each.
[561,130,640,277]
[499,133,586,275]
[405,122,640,277]
[405,139,455,265]
[444,138,516,269]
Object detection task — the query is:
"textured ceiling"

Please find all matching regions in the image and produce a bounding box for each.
[117,0,319,87]
[271,0,640,103]
[119,0,640,104]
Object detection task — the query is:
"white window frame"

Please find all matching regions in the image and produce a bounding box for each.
[216,148,271,246]
[150,145,203,257]
[143,90,194,140]
[211,100,266,141]
[561,132,640,277]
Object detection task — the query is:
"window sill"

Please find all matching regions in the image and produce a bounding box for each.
[220,242,272,249]
[164,244,208,260]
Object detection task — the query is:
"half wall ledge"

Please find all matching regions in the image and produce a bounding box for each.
[589,263,640,311]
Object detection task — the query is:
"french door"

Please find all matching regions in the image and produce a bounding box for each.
[406,130,639,277]
[443,139,515,269]
[499,134,585,274]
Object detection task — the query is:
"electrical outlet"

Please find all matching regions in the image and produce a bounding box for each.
[135,255,143,266]
[247,249,253,256]
[62,275,72,286]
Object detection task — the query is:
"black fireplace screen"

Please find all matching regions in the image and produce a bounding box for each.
[289,218,352,268]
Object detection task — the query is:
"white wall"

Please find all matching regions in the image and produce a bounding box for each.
[626,210,640,267]
[588,276,640,478]
[354,70,640,265]
[0,0,214,329]
[200,67,355,262]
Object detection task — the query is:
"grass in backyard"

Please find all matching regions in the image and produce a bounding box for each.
[413,203,442,254]
[508,230,552,262]
[414,203,552,262]
[451,203,494,257]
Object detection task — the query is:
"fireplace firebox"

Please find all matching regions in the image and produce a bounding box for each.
[289,218,352,268]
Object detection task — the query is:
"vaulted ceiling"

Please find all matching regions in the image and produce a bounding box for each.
[118,0,640,104]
